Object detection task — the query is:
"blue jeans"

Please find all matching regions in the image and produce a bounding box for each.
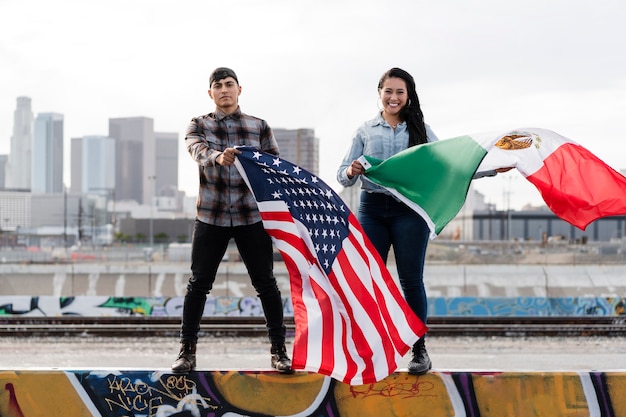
[180,219,286,344]
[358,192,430,323]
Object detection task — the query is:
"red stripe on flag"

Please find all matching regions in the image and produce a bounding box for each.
[338,311,357,382]
[278,249,310,370]
[260,210,295,223]
[307,276,340,377]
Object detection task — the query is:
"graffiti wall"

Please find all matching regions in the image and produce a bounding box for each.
[428,296,626,317]
[0,295,624,317]
[0,295,293,318]
[1,369,624,416]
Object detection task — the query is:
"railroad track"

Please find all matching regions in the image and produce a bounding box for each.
[0,316,624,337]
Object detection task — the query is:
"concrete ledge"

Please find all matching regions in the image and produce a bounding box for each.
[2,263,626,298]
[1,369,624,416]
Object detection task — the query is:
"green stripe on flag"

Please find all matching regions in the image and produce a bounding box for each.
[363,135,490,238]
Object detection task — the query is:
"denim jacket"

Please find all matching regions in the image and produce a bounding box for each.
[336,112,439,193]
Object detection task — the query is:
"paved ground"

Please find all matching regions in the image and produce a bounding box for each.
[1,335,624,372]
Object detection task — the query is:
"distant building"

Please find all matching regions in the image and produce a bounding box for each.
[273,128,319,175]
[0,190,109,246]
[70,135,116,196]
[154,131,179,198]
[0,155,7,189]
[108,118,179,207]
[0,191,31,230]
[109,117,154,204]
[471,208,626,242]
[118,217,194,244]
[32,112,64,193]
[6,97,33,190]
[29,193,82,228]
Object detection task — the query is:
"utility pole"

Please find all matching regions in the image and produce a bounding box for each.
[148,175,156,249]
[63,187,67,248]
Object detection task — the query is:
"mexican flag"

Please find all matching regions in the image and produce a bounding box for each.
[362,127,626,238]
[476,127,626,230]
[361,132,501,239]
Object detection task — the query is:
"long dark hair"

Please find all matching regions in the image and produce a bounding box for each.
[377,68,428,147]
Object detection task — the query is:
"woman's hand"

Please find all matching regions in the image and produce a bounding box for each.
[347,160,365,179]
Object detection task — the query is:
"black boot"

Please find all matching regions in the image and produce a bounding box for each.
[171,340,196,373]
[270,343,294,374]
[407,338,432,375]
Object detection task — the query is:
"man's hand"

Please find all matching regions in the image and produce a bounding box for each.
[217,147,241,166]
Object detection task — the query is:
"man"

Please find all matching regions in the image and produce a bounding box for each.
[171,67,292,374]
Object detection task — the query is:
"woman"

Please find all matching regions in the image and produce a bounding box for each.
[336,67,437,375]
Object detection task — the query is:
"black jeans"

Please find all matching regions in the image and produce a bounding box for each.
[358,192,430,323]
[180,219,286,345]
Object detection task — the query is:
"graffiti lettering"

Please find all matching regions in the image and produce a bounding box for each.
[343,379,436,400]
[100,373,214,415]
[163,374,197,393]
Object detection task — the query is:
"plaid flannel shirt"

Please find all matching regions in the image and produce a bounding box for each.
[185,107,279,227]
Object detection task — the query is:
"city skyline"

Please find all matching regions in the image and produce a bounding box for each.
[1,96,625,243]
[5,93,625,212]
[1,97,324,204]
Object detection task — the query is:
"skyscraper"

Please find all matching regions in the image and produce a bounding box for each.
[154,131,179,196]
[0,155,7,189]
[273,128,319,175]
[70,136,116,195]
[6,97,34,190]
[32,112,64,193]
[108,117,154,204]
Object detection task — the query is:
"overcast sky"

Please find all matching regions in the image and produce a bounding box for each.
[2,0,625,210]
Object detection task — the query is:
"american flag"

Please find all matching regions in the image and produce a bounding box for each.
[234,147,427,385]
